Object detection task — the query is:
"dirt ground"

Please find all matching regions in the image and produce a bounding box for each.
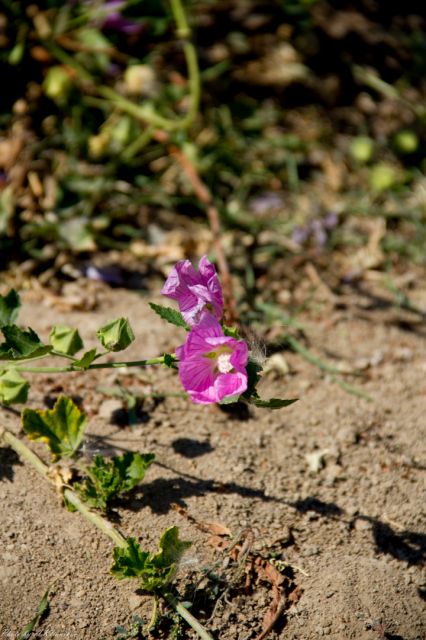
[0,281,425,640]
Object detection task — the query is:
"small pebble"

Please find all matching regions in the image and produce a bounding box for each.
[354,519,372,532]
[128,594,141,611]
[98,398,123,419]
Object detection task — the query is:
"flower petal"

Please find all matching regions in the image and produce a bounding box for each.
[161,256,223,325]
[175,307,249,405]
[198,255,216,280]
[215,371,248,401]
[189,386,221,404]
[230,340,249,372]
[179,357,215,394]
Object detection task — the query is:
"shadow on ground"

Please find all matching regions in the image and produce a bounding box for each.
[0,446,22,481]
[128,467,426,568]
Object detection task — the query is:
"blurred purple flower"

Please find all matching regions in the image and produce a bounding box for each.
[323,212,338,230]
[292,226,310,246]
[311,219,327,248]
[85,265,124,285]
[249,192,284,215]
[161,255,223,326]
[176,313,248,404]
[97,1,144,35]
[292,212,338,249]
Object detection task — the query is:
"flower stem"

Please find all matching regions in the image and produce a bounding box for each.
[16,355,173,374]
[63,489,127,548]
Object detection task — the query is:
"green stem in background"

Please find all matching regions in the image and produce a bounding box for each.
[0,427,214,640]
[121,125,155,160]
[329,375,372,400]
[285,335,357,377]
[285,335,371,400]
[16,355,172,374]
[352,65,425,118]
[43,0,200,132]
[169,0,190,38]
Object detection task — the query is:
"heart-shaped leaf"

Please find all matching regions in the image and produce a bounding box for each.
[22,396,87,460]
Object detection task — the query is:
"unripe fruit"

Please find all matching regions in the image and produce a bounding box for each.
[369,163,398,192]
[393,130,419,155]
[349,136,374,164]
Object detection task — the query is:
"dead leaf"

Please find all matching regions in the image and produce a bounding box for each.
[199,522,232,536]
[253,557,286,640]
[235,43,311,86]
[207,535,230,550]
[0,137,23,170]
[347,218,386,273]
[172,503,233,538]
[288,584,303,605]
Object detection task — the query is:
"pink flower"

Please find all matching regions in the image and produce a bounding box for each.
[176,313,248,404]
[161,255,223,326]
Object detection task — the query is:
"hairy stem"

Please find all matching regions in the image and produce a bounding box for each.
[63,489,127,548]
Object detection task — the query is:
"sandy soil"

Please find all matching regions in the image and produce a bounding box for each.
[0,283,425,640]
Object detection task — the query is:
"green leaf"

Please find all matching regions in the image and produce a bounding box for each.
[0,290,21,328]
[242,358,263,399]
[22,396,87,461]
[0,325,50,361]
[74,452,155,511]
[153,526,192,573]
[58,218,96,252]
[149,303,189,330]
[50,325,84,356]
[118,452,155,491]
[97,318,135,352]
[111,537,150,580]
[249,397,298,409]
[17,587,52,640]
[72,348,97,369]
[223,325,240,338]
[111,527,191,592]
[76,27,111,72]
[0,369,29,405]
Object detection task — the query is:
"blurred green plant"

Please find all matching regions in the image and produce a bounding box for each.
[0,0,425,283]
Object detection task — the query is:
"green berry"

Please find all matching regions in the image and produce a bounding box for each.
[349,137,374,164]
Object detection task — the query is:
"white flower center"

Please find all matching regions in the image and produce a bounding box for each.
[217,353,233,374]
